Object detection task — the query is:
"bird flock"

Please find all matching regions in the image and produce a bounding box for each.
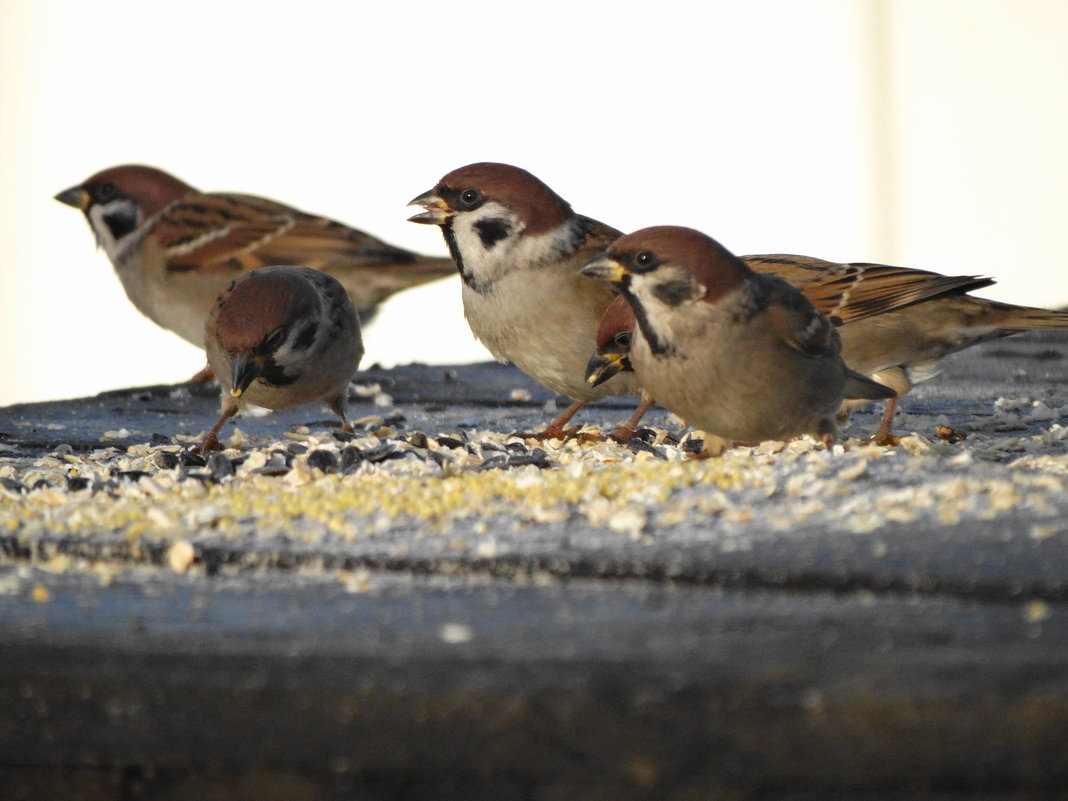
[57,162,1068,457]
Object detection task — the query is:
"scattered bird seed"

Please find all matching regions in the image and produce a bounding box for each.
[179,450,207,468]
[627,438,667,461]
[207,452,235,481]
[681,438,705,455]
[506,449,550,469]
[633,428,658,444]
[116,470,152,483]
[308,449,340,474]
[2,390,1067,585]
[361,443,404,465]
[476,455,510,471]
[0,477,25,494]
[340,446,362,472]
[251,452,291,476]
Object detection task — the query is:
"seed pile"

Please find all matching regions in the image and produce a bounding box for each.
[2,393,1067,583]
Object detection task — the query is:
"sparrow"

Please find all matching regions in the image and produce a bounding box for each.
[199,265,363,453]
[56,164,454,361]
[587,296,655,442]
[585,252,1068,444]
[407,162,641,438]
[581,226,895,456]
[587,295,637,389]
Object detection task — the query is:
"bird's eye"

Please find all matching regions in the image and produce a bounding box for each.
[96,183,118,203]
[632,251,658,272]
[460,188,483,208]
[614,331,632,348]
[263,327,287,351]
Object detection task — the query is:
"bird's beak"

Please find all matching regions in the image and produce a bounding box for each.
[229,354,264,398]
[585,351,629,388]
[580,254,628,283]
[54,185,91,211]
[406,189,453,225]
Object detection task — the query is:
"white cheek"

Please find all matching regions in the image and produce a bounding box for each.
[87,204,120,255]
[274,331,317,367]
[630,278,670,316]
[450,201,521,279]
[452,204,581,287]
[628,276,695,346]
[450,218,490,271]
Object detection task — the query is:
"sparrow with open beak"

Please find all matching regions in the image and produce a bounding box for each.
[56,164,452,376]
[407,162,641,439]
[581,226,894,456]
[199,265,363,452]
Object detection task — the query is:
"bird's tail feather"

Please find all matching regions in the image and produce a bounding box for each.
[990,302,1068,331]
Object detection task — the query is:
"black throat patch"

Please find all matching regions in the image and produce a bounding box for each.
[443,221,484,293]
[292,321,318,352]
[623,284,674,357]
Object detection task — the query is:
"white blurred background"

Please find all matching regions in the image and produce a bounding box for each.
[2,0,1066,406]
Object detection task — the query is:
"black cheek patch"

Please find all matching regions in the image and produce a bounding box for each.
[474,218,511,250]
[261,361,298,387]
[652,279,697,307]
[103,209,139,241]
[293,321,318,351]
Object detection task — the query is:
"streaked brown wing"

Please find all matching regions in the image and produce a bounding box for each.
[154,193,303,273]
[155,192,448,278]
[243,216,421,272]
[745,254,994,326]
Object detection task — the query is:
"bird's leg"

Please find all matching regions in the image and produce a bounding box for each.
[817,418,838,451]
[611,395,656,444]
[517,400,586,441]
[540,399,586,439]
[198,397,239,454]
[872,397,901,446]
[326,392,354,432]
